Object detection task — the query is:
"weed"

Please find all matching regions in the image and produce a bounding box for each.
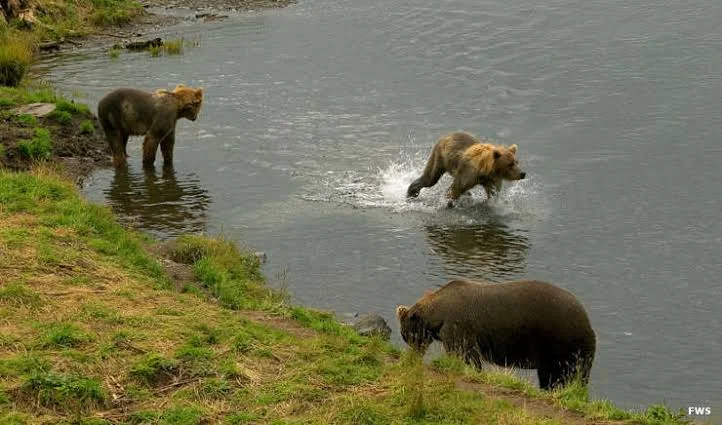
[159,405,206,425]
[109,47,121,59]
[55,99,90,115]
[130,353,178,386]
[49,109,73,125]
[21,372,106,411]
[17,127,53,160]
[163,38,184,55]
[0,36,33,87]
[0,354,51,377]
[79,119,95,134]
[15,113,38,126]
[0,282,42,307]
[40,322,91,348]
[149,45,161,57]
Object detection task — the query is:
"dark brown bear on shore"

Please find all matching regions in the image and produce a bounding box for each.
[407,132,526,206]
[396,279,596,390]
[97,85,203,168]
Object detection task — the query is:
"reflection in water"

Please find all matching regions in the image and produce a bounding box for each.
[105,166,211,239]
[424,218,529,282]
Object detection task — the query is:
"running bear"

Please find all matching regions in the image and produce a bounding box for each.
[407,131,525,206]
[396,279,596,390]
[97,85,204,167]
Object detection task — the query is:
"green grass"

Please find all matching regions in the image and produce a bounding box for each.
[17,127,53,160]
[109,46,122,59]
[0,36,33,87]
[163,38,184,55]
[39,322,91,348]
[20,371,106,412]
[80,120,95,134]
[0,282,42,307]
[48,109,73,125]
[15,113,38,126]
[0,170,693,425]
[0,143,5,162]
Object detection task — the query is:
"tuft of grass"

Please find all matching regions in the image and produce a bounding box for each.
[0,282,42,307]
[130,353,178,386]
[0,354,51,378]
[20,371,106,412]
[109,47,122,59]
[15,113,38,127]
[89,0,143,27]
[0,143,5,162]
[149,45,161,57]
[159,405,206,425]
[17,127,53,160]
[163,38,184,55]
[39,322,91,348]
[48,109,73,125]
[55,98,90,116]
[79,119,95,134]
[0,36,34,87]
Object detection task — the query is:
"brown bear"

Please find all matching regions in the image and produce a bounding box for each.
[396,279,596,390]
[407,131,526,206]
[97,84,204,168]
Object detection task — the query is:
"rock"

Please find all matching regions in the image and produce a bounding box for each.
[254,251,267,264]
[125,37,163,51]
[351,313,391,340]
[14,103,56,117]
[39,41,61,52]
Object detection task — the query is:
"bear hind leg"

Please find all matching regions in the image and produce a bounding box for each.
[407,146,445,198]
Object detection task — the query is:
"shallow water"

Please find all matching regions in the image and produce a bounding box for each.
[46,0,722,415]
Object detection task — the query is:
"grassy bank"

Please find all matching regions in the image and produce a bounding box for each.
[0,85,110,177]
[0,0,143,86]
[0,169,692,424]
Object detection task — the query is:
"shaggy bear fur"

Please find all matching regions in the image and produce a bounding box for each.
[407,131,526,206]
[396,279,596,390]
[97,85,203,168]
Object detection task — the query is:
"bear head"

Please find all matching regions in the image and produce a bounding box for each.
[396,304,434,354]
[172,84,204,121]
[492,144,526,181]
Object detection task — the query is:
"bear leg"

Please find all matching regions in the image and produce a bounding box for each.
[160,131,175,165]
[407,145,445,198]
[142,135,161,167]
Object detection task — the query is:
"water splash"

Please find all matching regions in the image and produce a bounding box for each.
[304,149,548,223]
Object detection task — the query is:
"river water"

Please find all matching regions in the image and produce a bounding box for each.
[44,0,722,415]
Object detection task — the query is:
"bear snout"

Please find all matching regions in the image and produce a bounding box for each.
[520,172,526,179]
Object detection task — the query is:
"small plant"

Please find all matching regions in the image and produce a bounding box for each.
[40,322,90,348]
[163,38,184,55]
[0,37,33,87]
[79,119,95,135]
[0,97,16,107]
[109,47,121,59]
[21,372,106,411]
[17,127,53,160]
[149,45,161,57]
[130,353,178,386]
[55,99,90,115]
[49,109,73,125]
[15,113,37,126]
[0,282,42,307]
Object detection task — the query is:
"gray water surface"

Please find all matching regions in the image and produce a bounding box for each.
[46,0,722,415]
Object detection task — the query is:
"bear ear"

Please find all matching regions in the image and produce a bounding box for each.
[508,144,517,154]
[396,305,409,320]
[493,150,502,160]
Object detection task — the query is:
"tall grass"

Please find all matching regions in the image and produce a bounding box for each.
[0,36,34,87]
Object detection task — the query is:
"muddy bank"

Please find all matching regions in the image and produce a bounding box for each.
[0,99,111,185]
